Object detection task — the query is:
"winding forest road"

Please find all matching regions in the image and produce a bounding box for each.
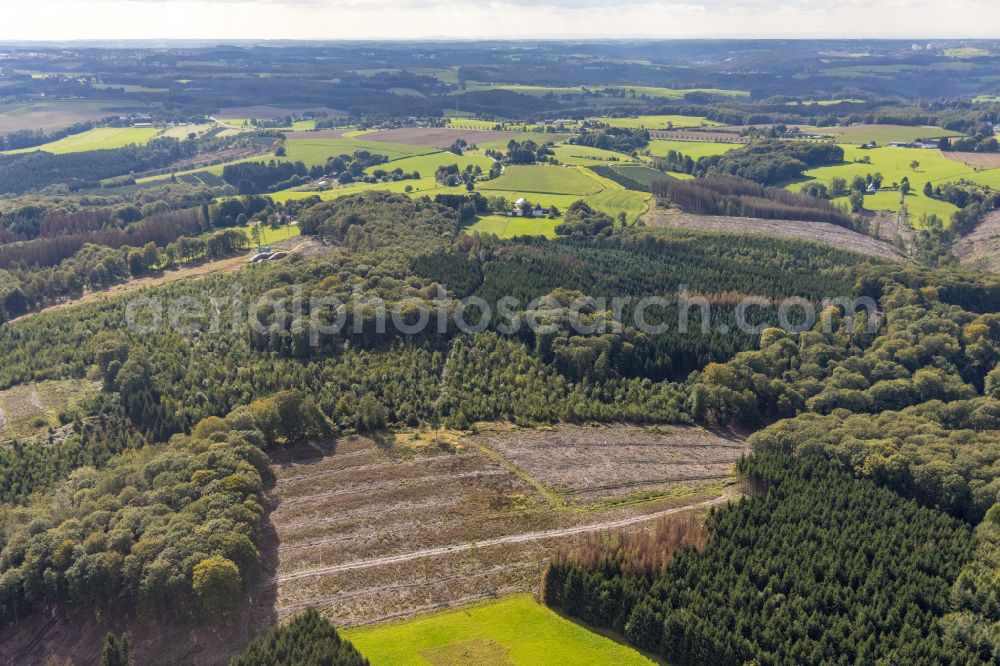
[277,492,733,583]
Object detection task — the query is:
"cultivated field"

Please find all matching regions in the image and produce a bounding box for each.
[267,425,743,628]
[0,100,147,133]
[942,151,1000,168]
[346,594,656,665]
[364,127,520,148]
[644,208,904,260]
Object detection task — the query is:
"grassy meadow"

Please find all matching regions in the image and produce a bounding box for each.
[3,127,159,154]
[345,594,658,666]
[478,165,604,196]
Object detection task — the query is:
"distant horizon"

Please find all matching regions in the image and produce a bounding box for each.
[4,37,1000,45]
[3,0,1000,42]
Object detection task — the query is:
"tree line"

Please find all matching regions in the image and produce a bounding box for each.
[651,175,855,227]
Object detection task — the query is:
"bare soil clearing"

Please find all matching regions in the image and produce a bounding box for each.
[269,425,744,628]
[364,127,519,148]
[644,207,904,260]
[0,102,140,133]
[472,423,746,503]
[942,151,1000,168]
[952,210,1000,271]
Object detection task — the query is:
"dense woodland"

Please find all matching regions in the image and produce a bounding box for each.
[689,140,845,186]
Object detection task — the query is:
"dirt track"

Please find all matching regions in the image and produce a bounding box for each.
[278,493,731,583]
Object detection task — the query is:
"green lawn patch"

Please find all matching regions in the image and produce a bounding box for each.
[345,594,657,666]
[479,165,603,196]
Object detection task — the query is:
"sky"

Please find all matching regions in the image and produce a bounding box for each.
[2,0,999,41]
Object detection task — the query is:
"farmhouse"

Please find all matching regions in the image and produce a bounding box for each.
[508,198,550,217]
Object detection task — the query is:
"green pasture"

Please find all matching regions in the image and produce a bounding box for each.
[344,594,657,666]
[478,165,604,196]
[465,214,559,239]
[792,144,1000,219]
[811,124,964,145]
[550,144,632,165]
[3,127,159,154]
[587,188,650,224]
[475,132,555,151]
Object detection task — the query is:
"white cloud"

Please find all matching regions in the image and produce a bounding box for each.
[1,0,998,40]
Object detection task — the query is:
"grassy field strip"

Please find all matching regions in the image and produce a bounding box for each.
[277,494,730,583]
[2,127,158,154]
[346,594,658,665]
[478,164,605,196]
[464,215,559,239]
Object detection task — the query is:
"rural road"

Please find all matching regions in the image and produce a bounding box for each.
[277,493,733,583]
